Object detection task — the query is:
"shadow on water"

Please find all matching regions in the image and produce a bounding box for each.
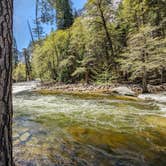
[13,90,166,166]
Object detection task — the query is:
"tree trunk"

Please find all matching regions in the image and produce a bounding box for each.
[160,67,165,84]
[97,2,114,61]
[85,71,89,84]
[36,0,40,39]
[23,48,31,81]
[0,0,13,165]
[142,66,148,93]
[27,20,34,43]
[141,32,148,93]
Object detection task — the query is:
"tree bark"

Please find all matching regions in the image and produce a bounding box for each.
[0,0,13,165]
[142,66,148,93]
[142,50,148,93]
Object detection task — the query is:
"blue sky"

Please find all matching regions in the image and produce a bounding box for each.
[14,0,87,51]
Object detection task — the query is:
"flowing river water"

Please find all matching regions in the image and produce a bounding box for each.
[13,82,166,166]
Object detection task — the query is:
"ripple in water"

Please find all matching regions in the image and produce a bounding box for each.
[13,85,166,166]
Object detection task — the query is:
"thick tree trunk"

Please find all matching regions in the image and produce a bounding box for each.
[0,0,13,165]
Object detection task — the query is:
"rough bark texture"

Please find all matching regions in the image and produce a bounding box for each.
[0,0,13,165]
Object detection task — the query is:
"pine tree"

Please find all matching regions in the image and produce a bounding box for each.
[33,0,45,40]
[120,26,166,92]
[55,0,74,29]
[85,0,115,65]
[0,0,13,165]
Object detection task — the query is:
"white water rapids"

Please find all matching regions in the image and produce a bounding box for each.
[12,82,166,166]
[13,81,40,94]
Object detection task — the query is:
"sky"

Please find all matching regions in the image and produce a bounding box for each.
[14,0,87,51]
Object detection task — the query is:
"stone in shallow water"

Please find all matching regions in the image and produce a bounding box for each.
[26,137,38,146]
[20,132,31,142]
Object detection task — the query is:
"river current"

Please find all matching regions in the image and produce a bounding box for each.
[13,82,166,166]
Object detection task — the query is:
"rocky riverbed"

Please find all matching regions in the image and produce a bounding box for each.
[36,82,166,96]
[13,82,166,166]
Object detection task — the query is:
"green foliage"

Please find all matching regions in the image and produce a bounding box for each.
[31,0,166,87]
[32,29,72,81]
[118,0,166,90]
[50,0,74,29]
[13,63,26,82]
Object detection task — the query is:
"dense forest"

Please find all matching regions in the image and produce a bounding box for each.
[13,0,166,93]
[0,0,165,165]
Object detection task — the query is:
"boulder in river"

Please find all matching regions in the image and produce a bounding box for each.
[111,86,136,96]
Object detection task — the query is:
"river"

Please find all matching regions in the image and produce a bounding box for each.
[13,82,166,166]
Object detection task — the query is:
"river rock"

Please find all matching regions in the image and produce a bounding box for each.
[111,86,136,96]
[20,132,31,142]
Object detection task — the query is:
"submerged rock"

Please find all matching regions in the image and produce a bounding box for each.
[20,132,31,142]
[111,87,136,96]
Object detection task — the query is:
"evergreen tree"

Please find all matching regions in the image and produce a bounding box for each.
[0,0,13,165]
[32,0,166,86]
[33,0,45,40]
[118,0,166,91]
[55,0,74,29]
[85,0,115,66]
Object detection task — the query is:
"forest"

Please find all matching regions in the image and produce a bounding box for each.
[13,0,166,93]
[0,0,166,165]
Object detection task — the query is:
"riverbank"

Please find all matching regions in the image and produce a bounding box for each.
[35,82,166,96]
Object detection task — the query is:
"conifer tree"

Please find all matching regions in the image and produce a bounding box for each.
[0,0,13,165]
[55,0,74,29]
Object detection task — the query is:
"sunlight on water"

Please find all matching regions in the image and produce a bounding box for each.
[13,83,166,166]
